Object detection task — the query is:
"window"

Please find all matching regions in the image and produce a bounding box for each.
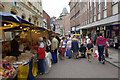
[112,3,118,15]
[22,15,25,19]
[112,0,118,15]
[94,15,96,21]
[28,18,31,22]
[94,7,96,15]
[103,10,107,18]
[90,0,92,7]
[88,1,89,10]
[103,0,107,10]
[94,0,96,7]
[112,0,118,5]
[98,0,101,13]
[98,13,100,20]
[103,0,107,18]
[11,11,16,15]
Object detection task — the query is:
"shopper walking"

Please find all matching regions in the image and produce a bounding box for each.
[59,36,66,60]
[96,33,106,64]
[37,37,45,75]
[71,38,79,59]
[51,34,59,63]
[86,36,90,44]
[86,40,93,62]
[66,38,72,59]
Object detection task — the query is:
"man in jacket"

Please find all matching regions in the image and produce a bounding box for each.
[51,34,59,63]
[96,33,106,64]
[11,35,20,59]
[71,38,79,59]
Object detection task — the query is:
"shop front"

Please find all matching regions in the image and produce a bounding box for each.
[88,27,96,39]
[96,26,106,38]
[110,24,120,49]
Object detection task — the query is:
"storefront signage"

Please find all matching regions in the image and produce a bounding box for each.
[113,26,119,30]
[97,26,106,31]
[111,24,120,31]
[89,27,96,31]
[97,27,99,30]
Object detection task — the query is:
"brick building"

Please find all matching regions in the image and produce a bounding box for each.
[43,10,50,29]
[69,0,120,44]
[69,1,81,33]
[54,8,70,35]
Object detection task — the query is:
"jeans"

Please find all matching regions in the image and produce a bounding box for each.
[51,49,58,63]
[98,45,105,61]
[37,59,45,73]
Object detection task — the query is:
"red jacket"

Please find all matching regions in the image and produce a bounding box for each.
[96,37,106,46]
[37,47,45,59]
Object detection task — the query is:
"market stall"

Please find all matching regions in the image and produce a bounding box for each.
[0,12,53,80]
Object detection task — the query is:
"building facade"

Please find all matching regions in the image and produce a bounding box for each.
[69,0,120,48]
[0,0,43,27]
[54,8,70,35]
[0,0,43,40]
[43,10,50,29]
[69,0,80,33]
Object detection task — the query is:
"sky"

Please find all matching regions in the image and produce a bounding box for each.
[42,0,70,18]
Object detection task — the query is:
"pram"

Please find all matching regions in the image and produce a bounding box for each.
[79,44,86,58]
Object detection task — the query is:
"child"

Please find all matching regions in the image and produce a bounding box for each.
[86,40,93,62]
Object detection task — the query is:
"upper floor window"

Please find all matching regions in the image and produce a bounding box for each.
[112,0,118,5]
[103,0,107,10]
[94,0,96,7]
[90,0,92,7]
[112,0,118,15]
[98,0,101,13]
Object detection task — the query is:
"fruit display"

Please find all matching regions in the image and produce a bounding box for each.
[0,60,16,78]
[1,51,33,79]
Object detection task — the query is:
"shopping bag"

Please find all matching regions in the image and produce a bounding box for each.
[86,50,92,54]
[94,50,99,58]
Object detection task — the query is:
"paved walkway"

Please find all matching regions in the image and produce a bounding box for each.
[106,48,120,68]
[35,57,118,78]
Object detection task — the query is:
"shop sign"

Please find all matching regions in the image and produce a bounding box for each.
[111,24,120,31]
[113,26,119,30]
[100,26,106,30]
[89,27,96,31]
[97,26,106,31]
[97,27,100,30]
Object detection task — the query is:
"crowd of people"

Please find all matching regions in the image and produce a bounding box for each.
[32,33,107,75]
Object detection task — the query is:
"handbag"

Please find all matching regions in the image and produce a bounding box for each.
[86,50,92,54]
[58,48,62,53]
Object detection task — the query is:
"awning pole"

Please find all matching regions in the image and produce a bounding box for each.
[30,26,32,46]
